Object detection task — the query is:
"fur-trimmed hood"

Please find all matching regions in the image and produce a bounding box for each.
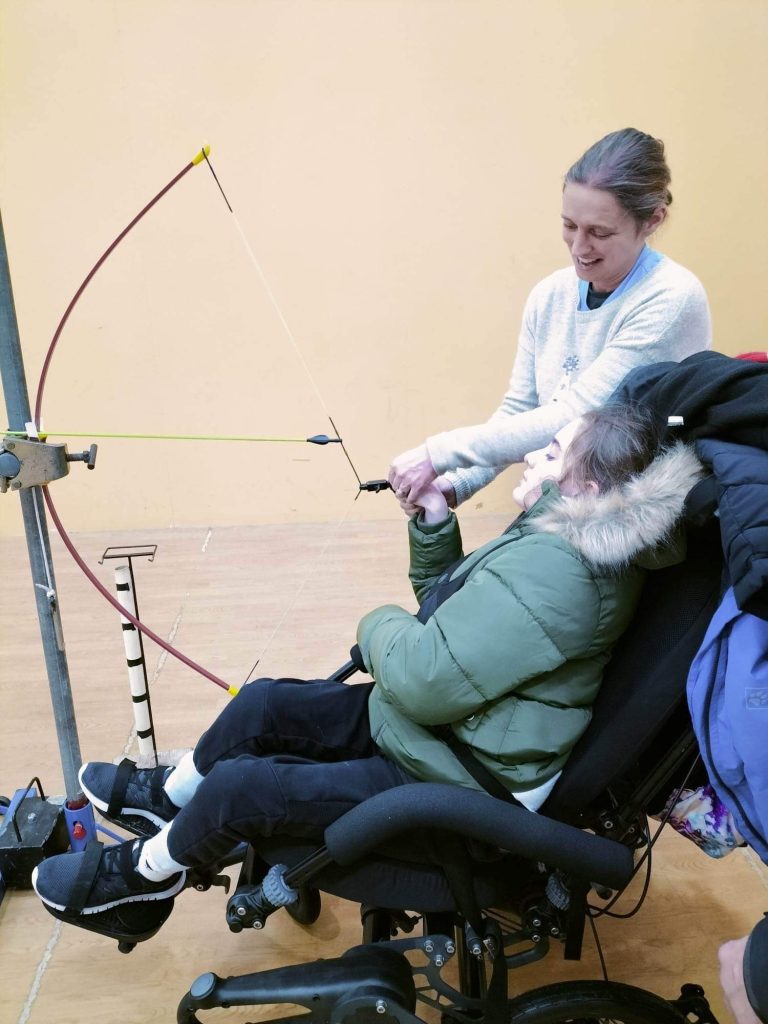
[529,443,705,570]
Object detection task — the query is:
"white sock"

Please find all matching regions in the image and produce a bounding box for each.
[164,751,204,807]
[137,825,186,881]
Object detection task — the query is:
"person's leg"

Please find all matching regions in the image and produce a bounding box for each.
[33,679,408,914]
[163,750,412,869]
[191,677,378,770]
[34,752,412,912]
[80,678,376,827]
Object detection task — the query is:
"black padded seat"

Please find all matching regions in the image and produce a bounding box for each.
[543,522,723,824]
[257,838,525,912]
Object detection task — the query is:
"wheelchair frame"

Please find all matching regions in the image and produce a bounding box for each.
[67,675,720,1024]
[55,517,728,1024]
[170,732,722,1024]
[160,668,720,1023]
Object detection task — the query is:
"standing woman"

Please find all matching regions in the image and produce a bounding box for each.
[389,128,712,508]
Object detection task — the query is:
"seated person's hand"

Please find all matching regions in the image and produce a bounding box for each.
[396,476,457,519]
[719,936,762,1024]
[389,444,438,504]
[436,475,457,509]
[411,480,450,525]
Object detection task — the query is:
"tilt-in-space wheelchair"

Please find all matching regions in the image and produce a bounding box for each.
[51,513,727,1024]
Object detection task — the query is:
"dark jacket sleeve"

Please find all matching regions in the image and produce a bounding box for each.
[745,915,768,1023]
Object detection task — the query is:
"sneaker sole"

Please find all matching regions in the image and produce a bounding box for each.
[32,864,186,915]
[78,763,172,831]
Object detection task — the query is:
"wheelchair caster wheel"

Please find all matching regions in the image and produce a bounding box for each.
[117,940,136,954]
[286,886,321,926]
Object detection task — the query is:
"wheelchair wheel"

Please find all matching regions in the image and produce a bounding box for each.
[285,885,322,926]
[507,980,686,1023]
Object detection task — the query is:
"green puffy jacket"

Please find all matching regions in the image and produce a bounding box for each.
[358,443,702,796]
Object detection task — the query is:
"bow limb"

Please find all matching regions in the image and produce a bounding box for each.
[35,148,208,425]
[35,145,236,694]
[43,487,235,694]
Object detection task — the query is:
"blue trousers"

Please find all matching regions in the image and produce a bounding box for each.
[166,677,414,867]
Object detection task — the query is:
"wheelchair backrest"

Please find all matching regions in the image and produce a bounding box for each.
[542,520,723,824]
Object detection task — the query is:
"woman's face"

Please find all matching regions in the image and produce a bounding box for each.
[513,417,589,511]
[561,182,663,293]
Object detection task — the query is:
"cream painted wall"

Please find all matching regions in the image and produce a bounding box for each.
[1,0,766,537]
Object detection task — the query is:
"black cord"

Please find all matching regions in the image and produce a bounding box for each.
[328,415,362,487]
[589,754,702,920]
[587,910,609,981]
[202,150,234,213]
[594,817,654,920]
[240,656,261,688]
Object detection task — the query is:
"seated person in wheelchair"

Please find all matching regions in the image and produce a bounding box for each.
[32,403,702,924]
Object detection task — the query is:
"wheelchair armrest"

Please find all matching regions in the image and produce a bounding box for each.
[323,783,633,891]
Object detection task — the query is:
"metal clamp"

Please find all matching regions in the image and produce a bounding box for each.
[1,436,97,492]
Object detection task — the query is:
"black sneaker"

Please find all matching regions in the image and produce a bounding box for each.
[79,758,179,831]
[32,838,185,915]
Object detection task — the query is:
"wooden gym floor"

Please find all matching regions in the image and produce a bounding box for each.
[1,513,766,1023]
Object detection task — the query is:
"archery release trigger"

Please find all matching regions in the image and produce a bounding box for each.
[358,479,392,494]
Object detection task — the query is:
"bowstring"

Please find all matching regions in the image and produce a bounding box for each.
[203,151,335,424]
[201,151,369,683]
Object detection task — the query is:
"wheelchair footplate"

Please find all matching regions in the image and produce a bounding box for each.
[39,896,175,953]
[97,810,160,840]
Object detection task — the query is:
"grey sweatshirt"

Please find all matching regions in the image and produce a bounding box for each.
[427,256,711,505]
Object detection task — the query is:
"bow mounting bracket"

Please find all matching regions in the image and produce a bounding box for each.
[0,435,97,493]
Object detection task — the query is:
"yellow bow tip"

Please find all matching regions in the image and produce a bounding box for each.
[192,144,211,166]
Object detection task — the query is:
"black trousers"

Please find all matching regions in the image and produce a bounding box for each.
[166,677,414,867]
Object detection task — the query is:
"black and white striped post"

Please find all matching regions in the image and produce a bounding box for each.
[101,546,159,765]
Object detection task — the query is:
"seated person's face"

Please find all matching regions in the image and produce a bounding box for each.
[513,417,587,511]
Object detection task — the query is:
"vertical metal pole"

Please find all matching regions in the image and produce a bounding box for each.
[0,209,83,799]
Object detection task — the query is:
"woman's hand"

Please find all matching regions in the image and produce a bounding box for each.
[719,936,762,1023]
[389,444,438,504]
